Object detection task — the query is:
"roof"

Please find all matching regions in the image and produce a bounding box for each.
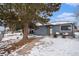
[36,22,52,26]
[51,21,74,25]
[35,21,74,26]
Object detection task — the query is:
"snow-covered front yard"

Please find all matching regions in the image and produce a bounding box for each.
[1,32,79,56]
[28,37,79,56]
[8,32,79,56]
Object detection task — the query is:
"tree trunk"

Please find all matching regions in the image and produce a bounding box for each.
[22,23,29,40]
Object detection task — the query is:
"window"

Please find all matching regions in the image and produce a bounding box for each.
[61,25,71,30]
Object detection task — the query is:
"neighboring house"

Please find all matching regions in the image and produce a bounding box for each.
[0,21,5,41]
[0,26,5,41]
[33,22,77,38]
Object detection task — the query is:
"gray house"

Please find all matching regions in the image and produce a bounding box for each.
[33,22,76,38]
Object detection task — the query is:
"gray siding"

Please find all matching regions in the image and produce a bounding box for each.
[34,23,75,36]
[52,23,73,33]
[34,26,49,36]
[52,25,60,33]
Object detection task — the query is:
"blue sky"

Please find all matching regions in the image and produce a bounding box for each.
[50,3,78,23]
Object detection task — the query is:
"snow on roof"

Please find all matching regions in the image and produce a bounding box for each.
[35,22,42,26]
[36,23,52,26]
[51,21,74,25]
[35,21,74,26]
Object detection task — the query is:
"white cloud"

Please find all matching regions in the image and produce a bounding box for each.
[51,12,76,22]
[57,12,74,18]
[56,17,76,22]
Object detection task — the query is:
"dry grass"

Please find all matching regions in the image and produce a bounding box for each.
[4,38,36,54]
[16,38,40,55]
